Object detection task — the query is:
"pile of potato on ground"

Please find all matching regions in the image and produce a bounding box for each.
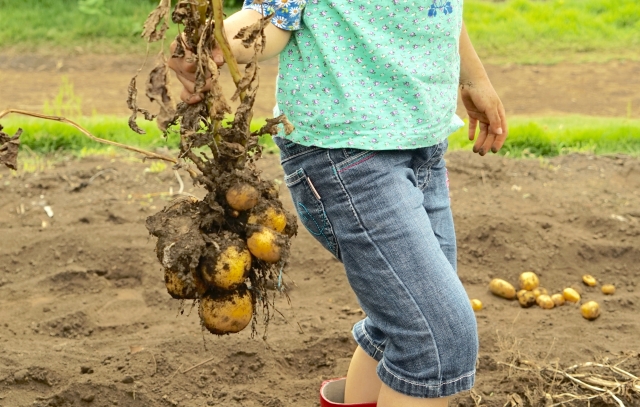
[470,272,616,321]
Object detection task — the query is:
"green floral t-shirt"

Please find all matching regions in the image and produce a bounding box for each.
[244,0,464,150]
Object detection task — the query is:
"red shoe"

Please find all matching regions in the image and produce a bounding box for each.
[320,378,377,407]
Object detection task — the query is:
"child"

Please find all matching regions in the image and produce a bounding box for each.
[169,0,508,405]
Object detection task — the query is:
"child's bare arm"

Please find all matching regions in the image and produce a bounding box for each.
[168,9,291,104]
[459,22,508,156]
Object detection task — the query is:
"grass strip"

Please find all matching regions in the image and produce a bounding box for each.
[1,115,639,158]
[0,0,639,63]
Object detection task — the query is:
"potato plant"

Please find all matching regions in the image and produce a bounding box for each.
[0,0,298,337]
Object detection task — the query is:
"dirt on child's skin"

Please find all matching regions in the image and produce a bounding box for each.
[0,53,640,406]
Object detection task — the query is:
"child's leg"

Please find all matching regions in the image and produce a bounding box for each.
[377,384,449,407]
[344,346,382,403]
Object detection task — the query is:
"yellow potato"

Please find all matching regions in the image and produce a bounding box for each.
[519,271,540,291]
[489,279,516,300]
[246,226,287,263]
[551,293,565,306]
[517,290,536,308]
[199,244,252,290]
[164,268,197,299]
[536,294,555,309]
[601,284,616,295]
[470,299,483,311]
[532,287,548,299]
[248,203,287,233]
[582,274,597,287]
[199,289,254,335]
[225,183,260,211]
[580,301,600,321]
[563,287,581,303]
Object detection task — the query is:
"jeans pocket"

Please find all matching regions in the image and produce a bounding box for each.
[284,168,340,259]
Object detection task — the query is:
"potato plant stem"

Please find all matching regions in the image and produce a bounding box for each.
[0,109,198,178]
[211,0,242,87]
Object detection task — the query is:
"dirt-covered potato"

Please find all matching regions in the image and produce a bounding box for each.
[519,271,539,291]
[551,293,565,306]
[489,279,516,300]
[517,290,536,308]
[199,289,254,334]
[470,299,483,311]
[536,294,555,309]
[582,274,597,287]
[248,201,287,233]
[563,287,581,303]
[164,268,198,299]
[198,240,252,290]
[225,182,260,211]
[246,225,287,263]
[580,301,600,320]
[532,287,548,299]
[601,284,616,295]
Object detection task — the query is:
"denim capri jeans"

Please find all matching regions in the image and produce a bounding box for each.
[274,137,478,399]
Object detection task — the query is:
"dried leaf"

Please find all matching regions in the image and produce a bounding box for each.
[141,0,170,43]
[205,57,231,120]
[146,58,176,132]
[0,125,22,170]
[234,15,272,49]
[281,115,295,135]
[231,62,259,102]
[127,77,156,135]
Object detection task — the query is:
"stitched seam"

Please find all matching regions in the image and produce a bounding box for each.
[338,153,376,173]
[329,152,443,381]
[280,146,320,163]
[380,359,475,389]
[296,202,336,254]
[358,322,385,355]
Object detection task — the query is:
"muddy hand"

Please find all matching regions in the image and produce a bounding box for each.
[168,38,224,104]
[460,79,508,156]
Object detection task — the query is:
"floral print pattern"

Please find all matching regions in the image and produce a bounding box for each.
[243,0,464,150]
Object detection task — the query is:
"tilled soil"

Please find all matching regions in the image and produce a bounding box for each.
[0,150,639,407]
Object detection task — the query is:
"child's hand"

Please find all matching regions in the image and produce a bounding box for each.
[167,38,224,104]
[459,79,508,156]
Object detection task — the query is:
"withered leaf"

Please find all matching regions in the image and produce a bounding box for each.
[231,62,259,102]
[0,125,22,170]
[127,77,156,135]
[146,58,176,132]
[234,15,272,49]
[141,0,170,43]
[205,57,231,120]
[281,115,295,135]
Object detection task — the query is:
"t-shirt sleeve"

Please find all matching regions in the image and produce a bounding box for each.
[242,0,307,31]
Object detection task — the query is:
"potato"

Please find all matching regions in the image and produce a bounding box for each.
[470,299,483,311]
[582,274,597,287]
[532,287,548,299]
[199,244,252,290]
[489,278,516,300]
[517,290,536,308]
[519,271,539,291]
[199,289,254,334]
[164,268,207,299]
[563,287,581,303]
[248,203,287,233]
[551,293,565,306]
[225,183,260,211]
[580,301,600,321]
[601,284,616,295]
[536,294,555,309]
[247,225,287,263]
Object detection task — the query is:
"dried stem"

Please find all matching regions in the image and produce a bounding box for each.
[0,109,198,178]
[211,0,242,87]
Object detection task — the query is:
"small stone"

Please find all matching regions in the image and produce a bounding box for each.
[13,369,29,383]
[121,376,134,384]
[81,394,95,402]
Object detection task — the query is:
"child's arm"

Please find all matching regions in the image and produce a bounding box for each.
[168,9,291,104]
[459,22,508,156]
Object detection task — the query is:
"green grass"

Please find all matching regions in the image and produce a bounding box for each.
[0,0,639,63]
[0,0,241,54]
[1,115,639,158]
[464,0,640,63]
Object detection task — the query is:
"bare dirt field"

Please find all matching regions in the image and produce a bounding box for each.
[0,53,639,407]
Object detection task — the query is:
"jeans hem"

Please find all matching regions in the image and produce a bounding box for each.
[352,320,384,362]
[378,359,475,398]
